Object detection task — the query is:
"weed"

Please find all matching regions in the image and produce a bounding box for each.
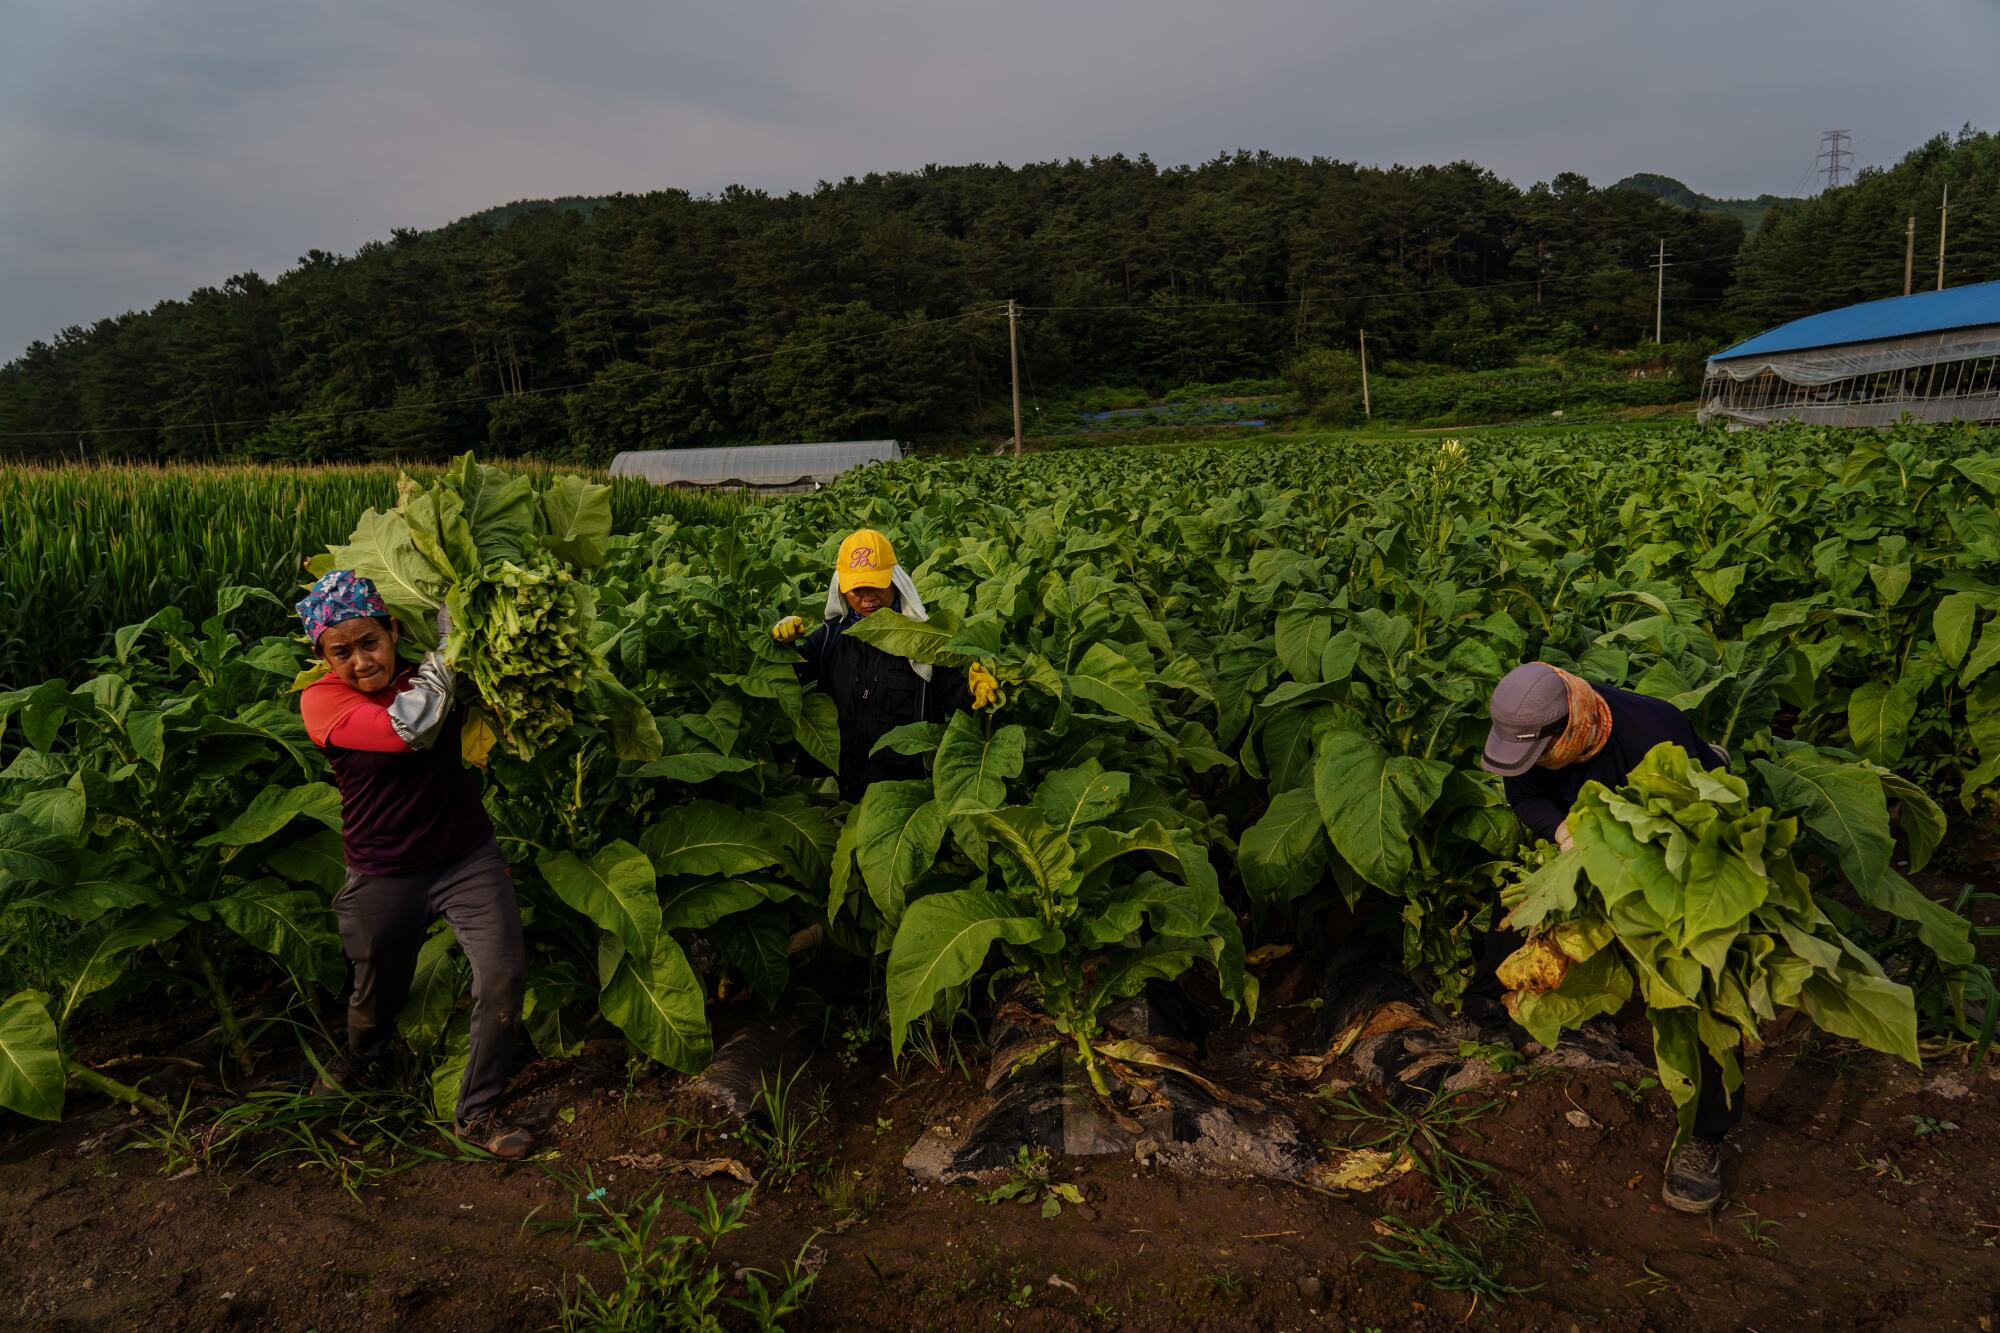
[1362,1216,1541,1303]
[1325,1088,1501,1201]
[1852,1147,1917,1184]
[532,1172,817,1332]
[1612,1076,1660,1104]
[1725,1202,1783,1251]
[1456,1039,1522,1074]
[980,1146,1086,1219]
[814,1171,879,1225]
[1911,1114,1959,1138]
[1793,1038,1859,1078]
[122,1090,230,1177]
[745,1065,829,1189]
[1205,1265,1245,1302]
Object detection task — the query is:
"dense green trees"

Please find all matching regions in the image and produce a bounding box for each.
[0,141,1927,461]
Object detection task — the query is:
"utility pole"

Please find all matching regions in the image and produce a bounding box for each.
[1358,329,1371,420]
[1816,130,1852,192]
[1938,186,1951,292]
[1904,216,1916,295]
[1652,238,1667,344]
[1007,298,1023,458]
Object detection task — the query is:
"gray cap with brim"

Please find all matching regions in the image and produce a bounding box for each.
[1479,663,1570,778]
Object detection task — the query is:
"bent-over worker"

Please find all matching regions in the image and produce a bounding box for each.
[770,529,998,802]
[1481,661,1737,1215]
[296,571,533,1160]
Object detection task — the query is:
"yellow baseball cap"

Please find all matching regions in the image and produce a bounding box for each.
[836,529,897,592]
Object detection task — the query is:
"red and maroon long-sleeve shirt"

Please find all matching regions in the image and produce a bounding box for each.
[301,668,492,877]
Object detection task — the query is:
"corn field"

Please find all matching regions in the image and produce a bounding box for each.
[0,462,738,686]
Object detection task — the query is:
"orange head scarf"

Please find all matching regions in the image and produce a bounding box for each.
[1539,665,1613,768]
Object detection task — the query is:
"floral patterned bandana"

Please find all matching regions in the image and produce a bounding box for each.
[296,570,388,645]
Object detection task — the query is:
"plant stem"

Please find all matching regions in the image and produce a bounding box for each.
[194,942,255,1077]
[1073,1030,1111,1097]
[65,1059,169,1116]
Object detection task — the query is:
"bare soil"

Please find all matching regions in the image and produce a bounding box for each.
[5,959,1998,1333]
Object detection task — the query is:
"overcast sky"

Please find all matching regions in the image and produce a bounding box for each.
[3,0,1994,361]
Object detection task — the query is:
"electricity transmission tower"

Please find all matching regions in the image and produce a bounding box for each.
[1816,130,1853,191]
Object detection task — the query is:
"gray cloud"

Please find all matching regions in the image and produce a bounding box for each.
[3,0,1994,360]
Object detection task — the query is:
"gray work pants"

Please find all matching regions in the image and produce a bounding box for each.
[333,839,525,1124]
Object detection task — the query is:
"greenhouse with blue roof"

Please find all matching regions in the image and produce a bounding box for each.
[1700,279,2000,428]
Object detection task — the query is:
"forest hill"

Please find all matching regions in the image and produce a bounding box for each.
[4,128,1997,461]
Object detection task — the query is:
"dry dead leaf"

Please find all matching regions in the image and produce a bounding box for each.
[608,1154,756,1185]
[1306,1147,1417,1194]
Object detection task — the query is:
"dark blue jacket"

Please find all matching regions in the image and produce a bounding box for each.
[1503,684,1720,842]
[792,604,970,802]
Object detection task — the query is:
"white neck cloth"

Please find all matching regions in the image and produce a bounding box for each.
[823,566,933,683]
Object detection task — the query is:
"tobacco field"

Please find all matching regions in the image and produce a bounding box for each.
[2,422,1998,1330]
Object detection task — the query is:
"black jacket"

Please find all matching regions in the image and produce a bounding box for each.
[1503,684,1722,842]
[793,614,970,802]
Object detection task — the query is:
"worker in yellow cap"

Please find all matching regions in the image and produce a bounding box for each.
[772,529,998,801]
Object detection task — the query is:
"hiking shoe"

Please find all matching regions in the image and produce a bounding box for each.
[308,1048,375,1096]
[455,1113,535,1160]
[1661,1135,1724,1213]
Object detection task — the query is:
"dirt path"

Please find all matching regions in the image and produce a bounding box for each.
[4,1019,1995,1332]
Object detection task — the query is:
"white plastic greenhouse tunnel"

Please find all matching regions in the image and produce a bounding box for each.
[609,440,903,492]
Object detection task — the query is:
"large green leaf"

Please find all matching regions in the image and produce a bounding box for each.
[1067,642,1157,728]
[327,506,448,615]
[885,889,1048,1055]
[431,1014,472,1122]
[57,909,187,1026]
[1237,787,1328,903]
[536,474,614,569]
[713,908,791,1003]
[843,608,971,665]
[1754,751,1890,894]
[634,751,758,784]
[660,879,769,932]
[398,924,463,1054]
[538,840,661,955]
[0,812,69,884]
[1507,948,1634,1049]
[847,780,947,923]
[1846,681,1916,766]
[212,880,344,992]
[933,712,1025,815]
[197,783,342,847]
[791,693,841,774]
[1311,727,1448,891]
[978,807,1081,895]
[641,802,784,878]
[263,829,347,894]
[0,991,64,1121]
[447,454,536,564]
[599,936,712,1073]
[1798,970,1919,1066]
[1032,760,1130,838]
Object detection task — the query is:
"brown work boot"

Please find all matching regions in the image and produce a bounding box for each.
[454,1112,535,1160]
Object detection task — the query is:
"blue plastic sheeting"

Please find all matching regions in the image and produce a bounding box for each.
[1712,279,2000,363]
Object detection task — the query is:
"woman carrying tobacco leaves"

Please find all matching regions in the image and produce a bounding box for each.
[1479,661,1736,1215]
[770,528,1001,800]
[295,570,533,1160]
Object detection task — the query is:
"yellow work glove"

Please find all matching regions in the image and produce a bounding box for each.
[968,662,1001,711]
[771,615,807,644]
